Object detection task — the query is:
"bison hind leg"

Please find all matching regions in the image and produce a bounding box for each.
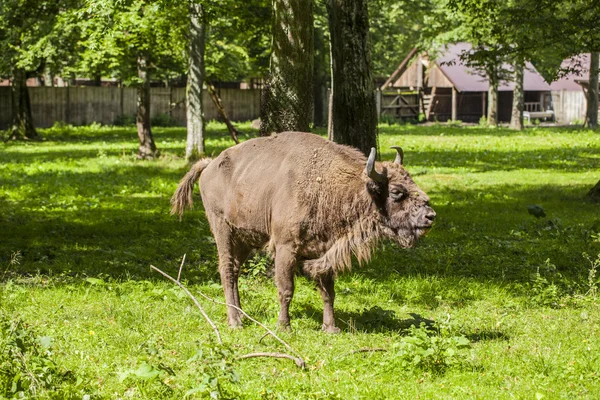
[274,245,298,331]
[213,223,252,328]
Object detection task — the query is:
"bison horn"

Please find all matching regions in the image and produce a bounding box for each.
[366,147,386,183]
[391,146,404,165]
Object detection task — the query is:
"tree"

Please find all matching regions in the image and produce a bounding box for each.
[0,0,80,140]
[313,1,329,128]
[186,2,206,160]
[586,52,599,129]
[509,56,524,130]
[326,0,377,156]
[260,0,314,135]
[80,0,186,159]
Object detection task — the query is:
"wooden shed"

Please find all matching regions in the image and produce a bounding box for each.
[380,43,553,123]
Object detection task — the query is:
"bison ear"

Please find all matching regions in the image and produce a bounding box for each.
[365,147,386,183]
[391,146,404,165]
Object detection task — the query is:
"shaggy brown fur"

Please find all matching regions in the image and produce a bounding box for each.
[171,132,435,333]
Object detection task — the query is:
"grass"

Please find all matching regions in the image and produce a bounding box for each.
[1,121,600,399]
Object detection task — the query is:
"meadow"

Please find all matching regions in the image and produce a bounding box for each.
[1,122,600,399]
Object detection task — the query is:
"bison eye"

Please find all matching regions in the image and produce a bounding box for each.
[389,188,406,201]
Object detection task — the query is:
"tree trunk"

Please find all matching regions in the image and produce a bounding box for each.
[487,68,499,127]
[9,68,39,141]
[206,80,240,144]
[588,179,600,201]
[326,0,377,156]
[136,54,158,159]
[186,2,206,160]
[509,57,525,130]
[586,52,599,129]
[313,21,328,128]
[260,0,314,136]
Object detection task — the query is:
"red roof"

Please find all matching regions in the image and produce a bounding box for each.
[435,43,551,92]
[549,54,589,91]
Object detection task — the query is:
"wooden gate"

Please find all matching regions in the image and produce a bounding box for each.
[380,91,419,120]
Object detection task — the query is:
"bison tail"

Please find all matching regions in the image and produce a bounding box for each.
[170,158,212,218]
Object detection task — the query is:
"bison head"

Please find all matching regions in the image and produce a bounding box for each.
[366,147,436,248]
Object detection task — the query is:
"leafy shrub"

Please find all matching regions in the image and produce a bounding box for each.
[0,312,77,398]
[242,253,272,277]
[393,323,470,374]
[379,114,399,126]
[478,116,488,127]
[113,114,136,126]
[151,113,178,127]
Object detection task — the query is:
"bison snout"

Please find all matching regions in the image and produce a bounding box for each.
[421,208,436,227]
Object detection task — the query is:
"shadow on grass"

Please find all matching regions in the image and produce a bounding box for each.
[2,126,599,294]
[2,181,599,283]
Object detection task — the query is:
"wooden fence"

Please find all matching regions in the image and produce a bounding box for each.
[0,86,261,130]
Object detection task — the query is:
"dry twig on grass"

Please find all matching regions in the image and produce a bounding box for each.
[177,253,186,282]
[150,265,222,345]
[192,288,305,362]
[150,263,306,369]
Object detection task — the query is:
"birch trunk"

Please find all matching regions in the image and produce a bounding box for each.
[186,2,206,161]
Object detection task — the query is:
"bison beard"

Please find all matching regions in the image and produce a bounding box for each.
[171,132,435,333]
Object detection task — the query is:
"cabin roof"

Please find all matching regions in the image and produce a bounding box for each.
[384,42,551,92]
[549,54,589,91]
[436,43,551,92]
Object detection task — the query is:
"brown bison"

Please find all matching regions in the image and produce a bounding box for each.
[171,132,435,333]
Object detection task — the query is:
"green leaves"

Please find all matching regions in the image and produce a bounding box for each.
[394,323,471,373]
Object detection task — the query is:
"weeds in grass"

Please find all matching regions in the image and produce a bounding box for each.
[0,311,78,398]
[529,259,563,308]
[583,252,599,298]
[393,323,471,374]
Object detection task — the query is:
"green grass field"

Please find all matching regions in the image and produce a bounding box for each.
[1,122,600,399]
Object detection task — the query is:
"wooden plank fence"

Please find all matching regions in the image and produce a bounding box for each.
[0,86,261,130]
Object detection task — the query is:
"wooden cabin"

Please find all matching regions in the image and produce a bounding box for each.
[381,43,553,122]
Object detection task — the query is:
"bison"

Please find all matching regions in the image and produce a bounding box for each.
[171,132,435,333]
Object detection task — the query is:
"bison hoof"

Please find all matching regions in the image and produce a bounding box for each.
[277,323,292,332]
[228,317,243,329]
[322,325,341,334]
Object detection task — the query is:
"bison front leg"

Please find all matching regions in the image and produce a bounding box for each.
[274,246,297,331]
[318,274,340,333]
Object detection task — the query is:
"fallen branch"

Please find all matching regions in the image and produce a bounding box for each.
[205,80,241,144]
[151,263,305,369]
[193,289,305,363]
[177,254,186,282]
[150,265,222,345]
[237,352,306,369]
